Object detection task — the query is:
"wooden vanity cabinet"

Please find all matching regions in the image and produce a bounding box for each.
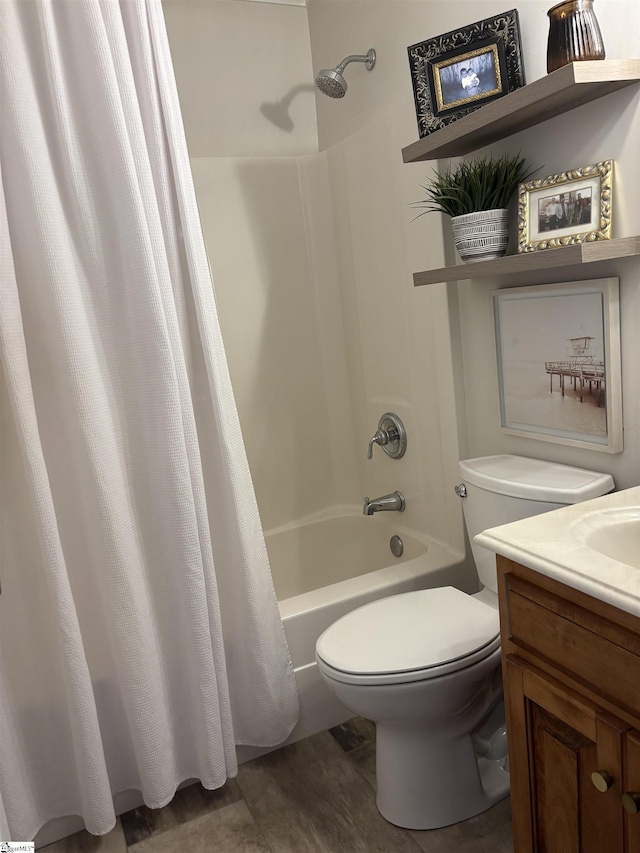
[497,557,640,853]
[625,732,640,853]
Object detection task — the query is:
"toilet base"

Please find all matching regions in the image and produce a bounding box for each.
[316,627,509,830]
[375,723,510,830]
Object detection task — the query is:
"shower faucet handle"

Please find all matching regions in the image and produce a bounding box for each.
[367,413,407,460]
[367,428,389,459]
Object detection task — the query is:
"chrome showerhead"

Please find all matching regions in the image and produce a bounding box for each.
[315,49,376,98]
[315,67,348,99]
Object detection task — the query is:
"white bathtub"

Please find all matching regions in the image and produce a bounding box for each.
[243,509,476,753]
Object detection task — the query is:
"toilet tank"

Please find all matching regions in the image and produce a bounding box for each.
[458,455,614,594]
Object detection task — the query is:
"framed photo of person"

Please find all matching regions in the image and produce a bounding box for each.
[407,9,525,139]
[492,279,622,453]
[517,160,613,252]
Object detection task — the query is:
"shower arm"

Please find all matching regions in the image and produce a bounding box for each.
[336,51,376,73]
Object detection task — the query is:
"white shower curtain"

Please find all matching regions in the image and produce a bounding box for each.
[0,0,298,841]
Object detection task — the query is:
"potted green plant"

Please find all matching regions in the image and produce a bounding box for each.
[413,153,537,263]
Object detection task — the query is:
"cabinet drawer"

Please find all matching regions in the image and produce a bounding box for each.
[504,576,640,719]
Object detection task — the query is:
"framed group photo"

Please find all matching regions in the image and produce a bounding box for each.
[432,43,503,114]
[407,9,525,138]
[518,160,614,252]
[493,279,622,453]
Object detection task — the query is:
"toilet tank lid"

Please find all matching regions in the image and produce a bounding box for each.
[459,455,614,504]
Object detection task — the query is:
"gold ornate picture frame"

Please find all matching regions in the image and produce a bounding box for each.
[517,160,613,253]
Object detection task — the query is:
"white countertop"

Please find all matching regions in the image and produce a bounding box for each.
[475,486,640,618]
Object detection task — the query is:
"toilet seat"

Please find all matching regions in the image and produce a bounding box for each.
[315,587,500,686]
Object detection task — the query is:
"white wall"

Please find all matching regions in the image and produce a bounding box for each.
[456,101,640,488]
[308,0,640,510]
[163,0,318,157]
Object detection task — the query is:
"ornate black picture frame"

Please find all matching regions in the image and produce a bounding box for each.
[408,10,525,139]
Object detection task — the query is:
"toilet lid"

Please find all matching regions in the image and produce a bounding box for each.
[315,587,500,677]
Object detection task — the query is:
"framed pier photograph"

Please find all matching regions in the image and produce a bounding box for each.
[492,279,622,453]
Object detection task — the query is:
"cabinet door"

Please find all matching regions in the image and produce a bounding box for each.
[505,655,628,853]
[624,731,640,853]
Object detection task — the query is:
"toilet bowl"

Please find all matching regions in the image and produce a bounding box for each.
[316,586,505,829]
[315,455,615,830]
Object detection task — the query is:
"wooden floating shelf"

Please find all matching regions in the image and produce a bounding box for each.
[402,59,640,163]
[413,236,640,287]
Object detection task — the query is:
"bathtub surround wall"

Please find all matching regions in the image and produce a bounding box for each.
[189,154,361,530]
[324,117,465,547]
[163,0,470,554]
[163,0,362,533]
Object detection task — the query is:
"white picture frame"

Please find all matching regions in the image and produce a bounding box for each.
[492,278,622,453]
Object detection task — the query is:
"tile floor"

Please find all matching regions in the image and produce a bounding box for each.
[42,719,513,853]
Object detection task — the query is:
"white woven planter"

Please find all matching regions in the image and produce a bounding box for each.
[451,209,510,263]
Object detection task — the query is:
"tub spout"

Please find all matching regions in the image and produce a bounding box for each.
[363,491,405,516]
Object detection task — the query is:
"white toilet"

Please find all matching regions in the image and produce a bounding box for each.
[315,454,614,830]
